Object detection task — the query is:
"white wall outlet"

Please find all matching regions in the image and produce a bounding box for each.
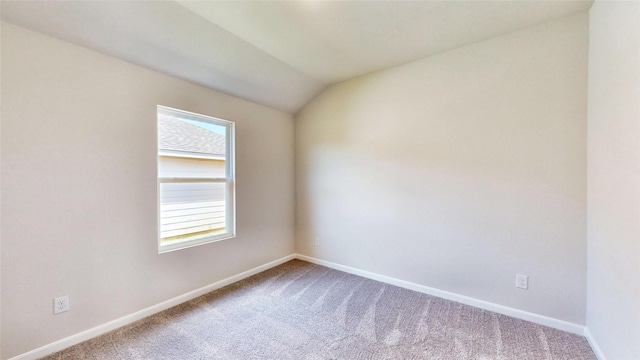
[54,295,70,314]
[516,274,528,289]
[315,237,320,246]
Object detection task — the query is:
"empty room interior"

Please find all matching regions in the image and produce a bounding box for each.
[1,1,638,359]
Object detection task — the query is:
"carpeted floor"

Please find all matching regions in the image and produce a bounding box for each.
[42,260,596,359]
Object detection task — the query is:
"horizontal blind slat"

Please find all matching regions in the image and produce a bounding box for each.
[162,223,226,238]
[161,201,225,211]
[161,217,226,232]
[161,212,225,225]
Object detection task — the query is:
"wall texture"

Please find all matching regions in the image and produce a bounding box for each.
[0,23,295,358]
[586,2,640,359]
[296,13,588,324]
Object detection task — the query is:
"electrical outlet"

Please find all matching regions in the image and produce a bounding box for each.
[516,274,528,290]
[54,295,70,314]
[315,237,320,246]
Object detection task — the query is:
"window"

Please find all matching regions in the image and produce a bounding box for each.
[157,106,235,253]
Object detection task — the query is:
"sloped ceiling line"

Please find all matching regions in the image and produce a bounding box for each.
[1,0,593,114]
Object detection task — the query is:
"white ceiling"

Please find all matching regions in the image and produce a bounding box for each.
[1,0,592,114]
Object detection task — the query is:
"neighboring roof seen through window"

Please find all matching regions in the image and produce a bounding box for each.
[158,114,225,157]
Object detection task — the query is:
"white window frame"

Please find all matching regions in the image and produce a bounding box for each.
[157,105,236,253]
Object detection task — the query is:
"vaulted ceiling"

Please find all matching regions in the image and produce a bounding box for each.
[1,1,593,114]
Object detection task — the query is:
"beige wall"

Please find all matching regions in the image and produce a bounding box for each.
[296,13,588,324]
[0,22,294,358]
[587,1,640,359]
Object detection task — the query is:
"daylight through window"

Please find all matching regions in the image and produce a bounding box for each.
[157,106,235,253]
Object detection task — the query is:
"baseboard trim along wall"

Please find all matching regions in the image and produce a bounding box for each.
[295,254,586,336]
[12,253,603,360]
[583,328,607,360]
[9,254,296,360]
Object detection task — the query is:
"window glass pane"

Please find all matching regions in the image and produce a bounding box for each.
[158,114,227,177]
[157,105,235,252]
[159,181,227,245]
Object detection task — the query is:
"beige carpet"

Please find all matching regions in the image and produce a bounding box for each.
[42,260,596,359]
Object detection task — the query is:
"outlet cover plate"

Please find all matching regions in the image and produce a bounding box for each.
[54,295,70,314]
[516,274,528,289]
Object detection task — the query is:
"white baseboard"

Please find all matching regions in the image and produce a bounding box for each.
[295,254,585,335]
[9,254,296,360]
[584,328,607,360]
[11,253,593,360]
